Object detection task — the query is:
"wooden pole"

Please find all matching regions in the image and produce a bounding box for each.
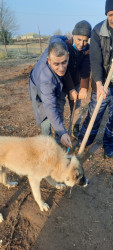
[3,30,8,56]
[26,36,28,54]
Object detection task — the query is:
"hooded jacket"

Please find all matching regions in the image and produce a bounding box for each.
[29,47,67,137]
[29,36,75,137]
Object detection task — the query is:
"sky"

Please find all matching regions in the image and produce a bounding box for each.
[6,0,106,37]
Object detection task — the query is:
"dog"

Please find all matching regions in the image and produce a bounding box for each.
[0,135,88,215]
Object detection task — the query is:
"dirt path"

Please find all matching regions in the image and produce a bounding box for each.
[0,60,113,250]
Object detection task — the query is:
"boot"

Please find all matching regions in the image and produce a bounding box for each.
[71,124,79,140]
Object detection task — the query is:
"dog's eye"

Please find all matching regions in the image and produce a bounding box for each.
[76,175,79,179]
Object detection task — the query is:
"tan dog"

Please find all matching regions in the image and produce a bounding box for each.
[0,135,88,213]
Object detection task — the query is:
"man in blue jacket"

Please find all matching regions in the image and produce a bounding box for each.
[49,23,92,142]
[29,38,76,148]
[78,0,113,158]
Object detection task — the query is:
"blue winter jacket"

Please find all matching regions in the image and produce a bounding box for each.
[29,38,68,137]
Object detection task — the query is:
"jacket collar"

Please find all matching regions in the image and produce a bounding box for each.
[99,19,110,37]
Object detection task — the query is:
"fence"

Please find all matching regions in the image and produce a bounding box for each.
[0,39,49,60]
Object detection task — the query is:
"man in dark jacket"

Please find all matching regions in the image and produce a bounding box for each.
[29,38,75,148]
[66,20,92,139]
[78,0,113,158]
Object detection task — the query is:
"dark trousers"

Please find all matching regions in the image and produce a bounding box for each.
[78,88,113,150]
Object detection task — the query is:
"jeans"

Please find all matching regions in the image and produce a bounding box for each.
[78,88,113,150]
[41,118,52,135]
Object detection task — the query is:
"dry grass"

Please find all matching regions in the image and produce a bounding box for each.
[0,42,48,59]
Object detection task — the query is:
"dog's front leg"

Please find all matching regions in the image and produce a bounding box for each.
[28,176,50,212]
[0,213,4,223]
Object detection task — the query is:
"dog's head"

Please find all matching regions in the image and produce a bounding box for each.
[64,155,89,187]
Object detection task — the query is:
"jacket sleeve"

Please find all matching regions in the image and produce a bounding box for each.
[62,70,75,92]
[90,30,103,82]
[40,80,67,137]
[79,52,90,79]
[80,77,90,89]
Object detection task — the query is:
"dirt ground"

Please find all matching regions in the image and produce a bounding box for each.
[0,58,113,250]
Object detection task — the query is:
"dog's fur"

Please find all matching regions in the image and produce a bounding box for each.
[0,135,85,212]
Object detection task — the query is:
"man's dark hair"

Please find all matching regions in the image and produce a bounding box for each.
[48,41,68,57]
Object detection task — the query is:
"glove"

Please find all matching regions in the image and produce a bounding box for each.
[61,133,72,148]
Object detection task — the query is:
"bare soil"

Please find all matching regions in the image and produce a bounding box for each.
[0,59,113,250]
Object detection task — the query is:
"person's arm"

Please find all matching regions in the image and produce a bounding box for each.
[90,29,103,82]
[40,80,72,147]
[40,81,66,137]
[62,70,75,91]
[80,77,89,90]
[96,81,107,101]
[80,45,90,81]
[78,46,90,99]
[90,29,108,100]
[69,89,78,102]
[78,77,90,100]
[62,70,78,102]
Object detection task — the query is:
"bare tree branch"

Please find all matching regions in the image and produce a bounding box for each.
[0,0,18,34]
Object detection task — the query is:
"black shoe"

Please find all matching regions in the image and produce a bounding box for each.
[104,149,113,159]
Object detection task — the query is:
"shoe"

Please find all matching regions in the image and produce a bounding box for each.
[71,124,79,140]
[104,148,113,159]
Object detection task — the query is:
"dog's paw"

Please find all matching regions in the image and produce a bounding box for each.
[55,183,66,190]
[40,202,50,212]
[0,213,4,223]
[6,181,18,189]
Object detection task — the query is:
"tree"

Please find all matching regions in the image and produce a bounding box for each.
[0,0,18,54]
[0,28,13,44]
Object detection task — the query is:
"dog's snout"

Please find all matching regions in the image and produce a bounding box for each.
[78,175,89,187]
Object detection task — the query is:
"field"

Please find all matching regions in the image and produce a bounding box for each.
[0,40,48,59]
[0,50,113,250]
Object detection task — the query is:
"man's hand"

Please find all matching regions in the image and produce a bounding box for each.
[96,81,108,101]
[61,133,72,148]
[78,88,88,100]
[69,89,78,102]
